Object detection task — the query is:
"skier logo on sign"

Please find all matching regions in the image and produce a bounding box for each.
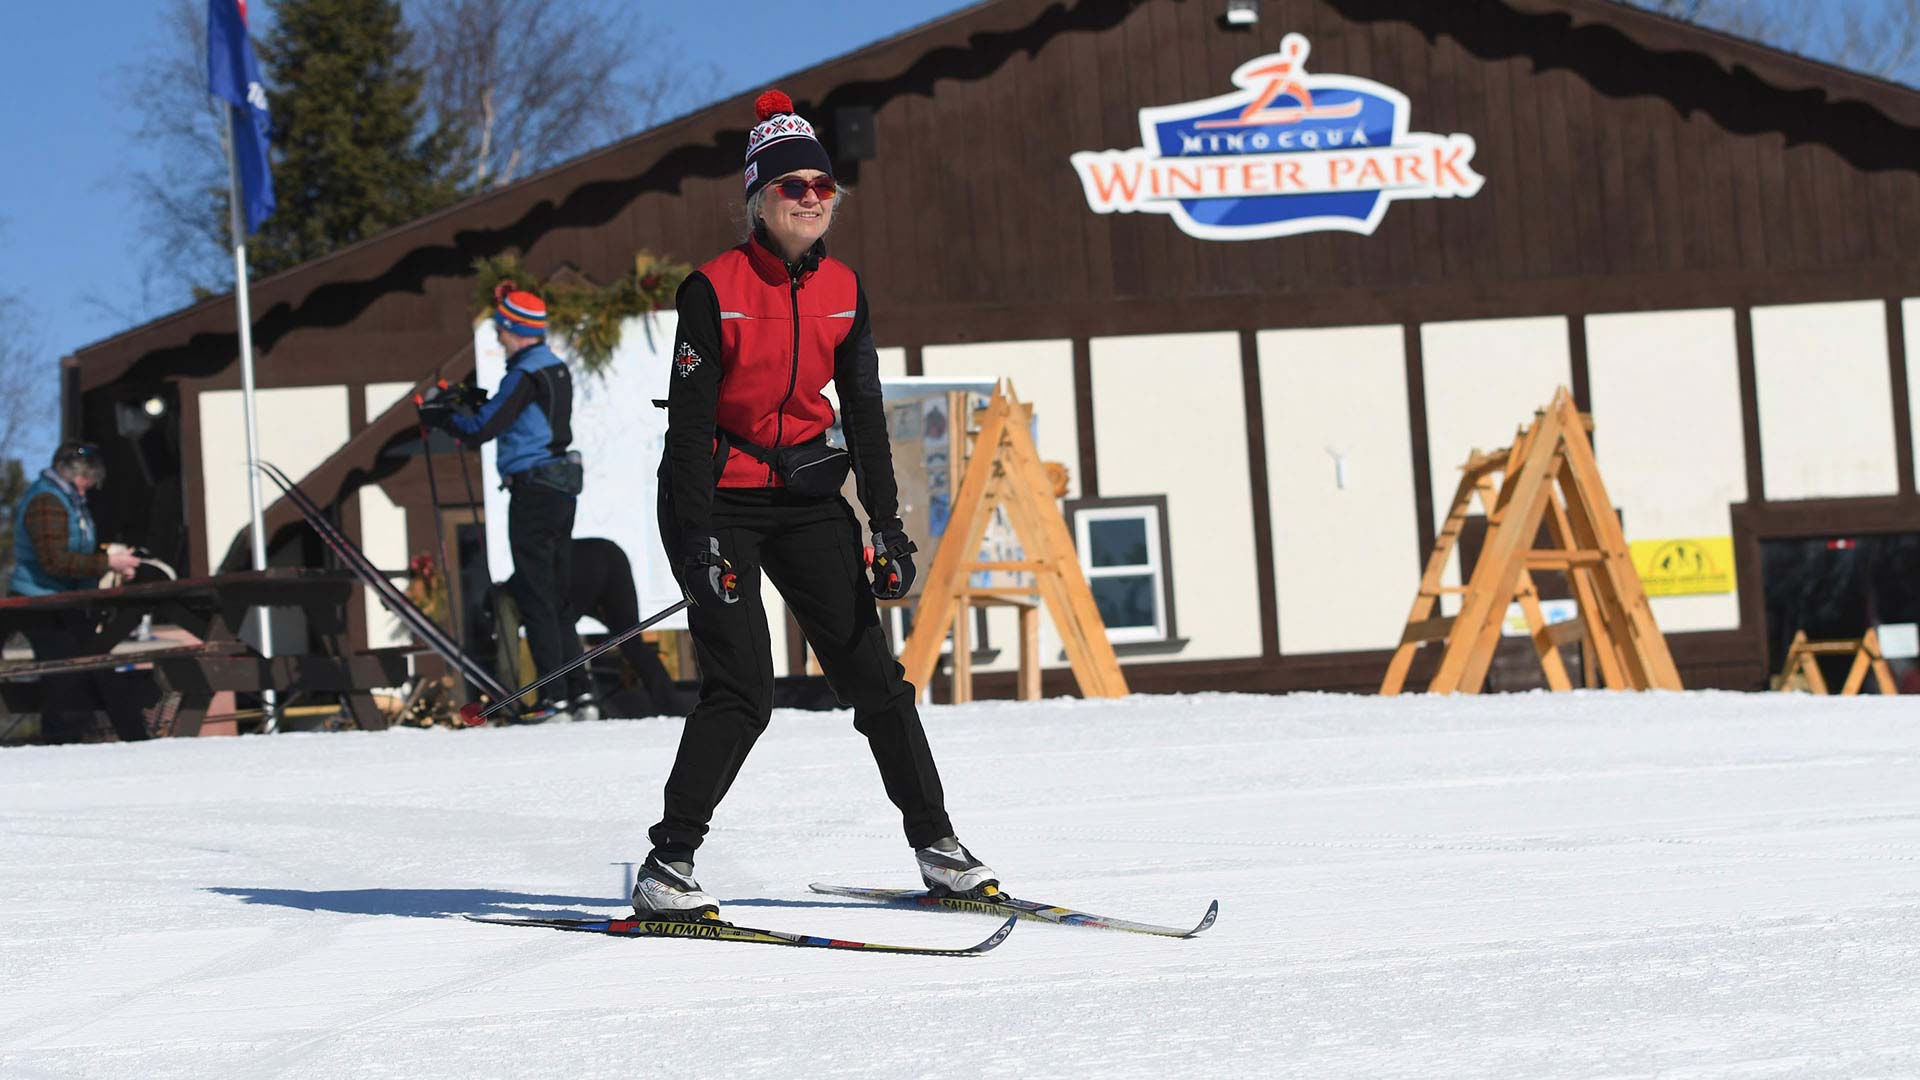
[1069,32,1484,240]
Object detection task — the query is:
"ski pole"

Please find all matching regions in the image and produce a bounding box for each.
[458,598,690,725]
[438,379,485,516]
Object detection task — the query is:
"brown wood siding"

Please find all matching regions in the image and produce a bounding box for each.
[69,0,1920,694]
[1238,329,1280,658]
[78,0,1920,392]
[1889,299,1917,497]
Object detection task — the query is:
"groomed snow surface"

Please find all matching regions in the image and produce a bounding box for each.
[3,691,1918,1078]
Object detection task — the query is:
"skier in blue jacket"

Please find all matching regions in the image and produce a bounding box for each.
[425,285,590,721]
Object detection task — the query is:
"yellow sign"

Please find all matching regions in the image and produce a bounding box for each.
[1630,537,1737,596]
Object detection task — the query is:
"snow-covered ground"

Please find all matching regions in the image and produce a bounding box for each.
[3,691,1919,1078]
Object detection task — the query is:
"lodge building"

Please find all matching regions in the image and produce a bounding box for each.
[64,0,1920,696]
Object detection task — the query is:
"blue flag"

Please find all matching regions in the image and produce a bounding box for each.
[207,0,274,233]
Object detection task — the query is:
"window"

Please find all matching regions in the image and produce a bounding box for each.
[1067,497,1175,645]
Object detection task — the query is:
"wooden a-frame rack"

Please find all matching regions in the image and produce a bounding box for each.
[898,383,1129,701]
[1381,387,1682,695]
[1774,628,1898,695]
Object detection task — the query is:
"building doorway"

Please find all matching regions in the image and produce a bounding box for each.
[1760,532,1920,693]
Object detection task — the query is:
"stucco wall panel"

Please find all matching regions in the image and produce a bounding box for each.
[1586,308,1747,632]
[1752,300,1896,501]
[1258,325,1420,653]
[1090,331,1260,662]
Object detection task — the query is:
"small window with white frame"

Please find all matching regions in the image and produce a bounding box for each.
[1066,496,1176,645]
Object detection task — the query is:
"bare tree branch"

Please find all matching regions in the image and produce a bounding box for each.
[1629,0,1920,87]
[1634,0,1799,49]
[0,300,57,468]
[1823,0,1920,81]
[115,0,235,302]
[77,262,177,336]
[0,220,55,474]
[110,0,711,315]
[0,242,49,575]
[407,0,708,191]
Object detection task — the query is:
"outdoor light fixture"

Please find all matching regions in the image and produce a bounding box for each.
[142,396,167,418]
[1224,0,1258,26]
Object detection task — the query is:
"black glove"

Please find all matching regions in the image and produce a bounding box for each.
[416,397,457,431]
[680,536,740,607]
[418,381,487,419]
[869,525,917,600]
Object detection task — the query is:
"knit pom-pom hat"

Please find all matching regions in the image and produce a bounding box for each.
[743,89,832,198]
[491,281,547,339]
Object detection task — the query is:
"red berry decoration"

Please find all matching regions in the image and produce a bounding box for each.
[755,90,793,121]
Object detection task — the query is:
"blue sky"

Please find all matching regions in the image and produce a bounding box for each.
[0,0,979,466]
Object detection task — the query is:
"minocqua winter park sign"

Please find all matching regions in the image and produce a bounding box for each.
[1070,34,1485,241]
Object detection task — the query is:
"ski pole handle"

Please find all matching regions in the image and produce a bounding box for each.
[458,598,691,725]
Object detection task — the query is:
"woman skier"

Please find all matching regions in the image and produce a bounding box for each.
[634,90,996,920]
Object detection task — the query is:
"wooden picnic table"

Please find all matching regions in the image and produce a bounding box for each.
[0,569,407,736]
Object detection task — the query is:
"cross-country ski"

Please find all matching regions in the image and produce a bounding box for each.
[807,883,1219,938]
[464,911,1016,956]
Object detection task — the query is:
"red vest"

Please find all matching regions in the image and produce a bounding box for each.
[701,238,859,488]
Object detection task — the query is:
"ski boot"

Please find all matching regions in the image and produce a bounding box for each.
[569,692,600,723]
[915,837,999,899]
[631,856,720,921]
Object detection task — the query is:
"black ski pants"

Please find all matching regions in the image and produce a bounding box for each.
[506,483,587,701]
[24,611,150,744]
[648,489,953,864]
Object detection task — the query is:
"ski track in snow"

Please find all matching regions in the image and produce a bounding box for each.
[2,690,1919,1078]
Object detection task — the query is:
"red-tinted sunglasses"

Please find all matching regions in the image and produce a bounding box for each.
[773,176,837,201]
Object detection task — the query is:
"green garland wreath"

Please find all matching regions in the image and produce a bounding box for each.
[471,251,689,376]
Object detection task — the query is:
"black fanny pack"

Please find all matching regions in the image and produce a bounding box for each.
[511,450,584,496]
[719,429,851,497]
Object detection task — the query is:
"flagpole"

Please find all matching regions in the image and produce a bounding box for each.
[224,112,279,733]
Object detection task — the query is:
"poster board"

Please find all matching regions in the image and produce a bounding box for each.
[896,382,1128,699]
[828,377,1009,597]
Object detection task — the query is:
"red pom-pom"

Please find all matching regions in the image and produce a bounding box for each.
[755,90,793,122]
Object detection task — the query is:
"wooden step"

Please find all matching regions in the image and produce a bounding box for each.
[1400,616,1456,644]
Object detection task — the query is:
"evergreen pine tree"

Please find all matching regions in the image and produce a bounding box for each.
[250,0,460,275]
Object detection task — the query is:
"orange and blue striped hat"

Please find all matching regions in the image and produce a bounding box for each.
[492,287,547,339]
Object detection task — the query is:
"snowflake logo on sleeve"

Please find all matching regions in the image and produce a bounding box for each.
[674,342,703,378]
